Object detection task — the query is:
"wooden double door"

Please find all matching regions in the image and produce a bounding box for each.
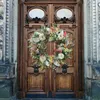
[18,0,83,98]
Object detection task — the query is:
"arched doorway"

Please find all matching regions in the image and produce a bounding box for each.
[18,0,84,98]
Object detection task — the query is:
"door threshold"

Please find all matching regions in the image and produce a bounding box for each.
[21,98,82,100]
[26,93,76,98]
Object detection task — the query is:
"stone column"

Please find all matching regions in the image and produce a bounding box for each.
[0,0,18,99]
[84,0,100,100]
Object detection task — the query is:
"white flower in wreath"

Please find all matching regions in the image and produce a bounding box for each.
[39,34,46,41]
[40,55,46,63]
[54,61,60,67]
[58,53,64,59]
[46,27,50,32]
[45,60,50,67]
[33,37,40,43]
[34,31,41,35]
[58,30,64,40]
[59,43,64,46]
[36,49,40,54]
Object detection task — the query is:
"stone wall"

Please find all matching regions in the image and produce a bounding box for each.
[0,0,18,99]
[84,0,100,100]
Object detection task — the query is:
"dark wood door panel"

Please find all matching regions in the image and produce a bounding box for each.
[52,68,74,93]
[27,68,49,94]
[28,74,45,92]
[27,30,36,67]
[18,1,83,98]
[26,26,49,94]
[56,74,74,91]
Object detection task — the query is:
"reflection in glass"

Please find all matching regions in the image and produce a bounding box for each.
[56,8,73,19]
[29,8,45,19]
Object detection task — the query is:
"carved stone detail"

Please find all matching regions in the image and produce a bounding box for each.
[0,0,4,61]
[4,0,15,62]
[85,0,99,64]
[0,25,3,61]
[5,0,10,61]
[98,1,100,62]
[86,0,93,63]
[84,0,100,99]
[92,0,97,63]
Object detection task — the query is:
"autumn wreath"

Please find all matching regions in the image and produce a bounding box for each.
[28,24,74,70]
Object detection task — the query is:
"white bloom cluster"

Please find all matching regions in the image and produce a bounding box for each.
[40,55,46,63]
[39,33,46,41]
[58,53,64,59]
[32,32,46,43]
[57,30,64,40]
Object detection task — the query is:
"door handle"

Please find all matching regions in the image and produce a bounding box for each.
[62,64,68,73]
[33,64,40,75]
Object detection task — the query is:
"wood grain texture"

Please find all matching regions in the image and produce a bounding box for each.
[18,0,84,98]
[28,74,45,91]
[56,74,74,91]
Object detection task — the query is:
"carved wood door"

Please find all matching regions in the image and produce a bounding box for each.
[18,0,83,98]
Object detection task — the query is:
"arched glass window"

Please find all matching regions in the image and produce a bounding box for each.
[28,8,45,19]
[56,8,73,19]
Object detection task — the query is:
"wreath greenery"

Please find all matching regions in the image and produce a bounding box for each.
[28,24,74,70]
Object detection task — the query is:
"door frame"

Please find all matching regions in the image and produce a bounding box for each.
[17,0,84,98]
